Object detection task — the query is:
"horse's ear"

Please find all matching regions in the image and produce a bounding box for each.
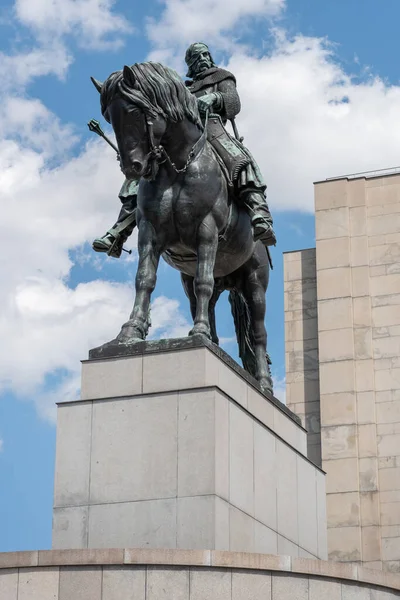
[90,77,103,93]
[123,65,136,87]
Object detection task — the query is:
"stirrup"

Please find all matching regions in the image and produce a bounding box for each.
[252,222,276,247]
[92,233,115,253]
[92,230,122,257]
[106,232,125,258]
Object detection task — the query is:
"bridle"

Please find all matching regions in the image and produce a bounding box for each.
[143,110,208,180]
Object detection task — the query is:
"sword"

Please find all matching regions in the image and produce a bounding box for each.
[88,119,119,154]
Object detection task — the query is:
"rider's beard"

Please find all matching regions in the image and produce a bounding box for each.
[193,58,211,77]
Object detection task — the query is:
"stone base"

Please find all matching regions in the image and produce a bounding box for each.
[88,335,294,421]
[53,338,327,559]
[1,549,400,600]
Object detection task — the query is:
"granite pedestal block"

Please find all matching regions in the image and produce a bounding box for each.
[53,337,327,559]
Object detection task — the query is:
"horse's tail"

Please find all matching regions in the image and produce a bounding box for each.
[228,288,258,379]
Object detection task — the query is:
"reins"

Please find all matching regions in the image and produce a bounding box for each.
[144,110,209,180]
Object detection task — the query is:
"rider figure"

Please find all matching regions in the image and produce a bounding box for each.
[92,42,276,258]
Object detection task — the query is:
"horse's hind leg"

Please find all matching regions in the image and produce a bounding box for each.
[189,215,218,339]
[242,250,273,394]
[181,273,196,322]
[117,220,160,342]
[208,285,221,345]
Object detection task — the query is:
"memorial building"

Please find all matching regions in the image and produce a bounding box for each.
[285,169,400,573]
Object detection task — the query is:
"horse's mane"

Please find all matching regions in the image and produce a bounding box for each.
[100,62,203,130]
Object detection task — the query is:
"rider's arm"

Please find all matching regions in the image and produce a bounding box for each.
[215,78,241,121]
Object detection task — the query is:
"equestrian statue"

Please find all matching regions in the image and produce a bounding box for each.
[90,43,276,395]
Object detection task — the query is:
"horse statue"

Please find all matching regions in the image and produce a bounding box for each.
[91,62,273,395]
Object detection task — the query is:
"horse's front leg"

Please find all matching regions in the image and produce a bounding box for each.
[117,220,160,343]
[189,216,218,340]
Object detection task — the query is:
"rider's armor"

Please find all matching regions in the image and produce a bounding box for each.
[186,66,275,247]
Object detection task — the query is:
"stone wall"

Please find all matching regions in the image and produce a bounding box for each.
[284,248,321,467]
[285,173,400,572]
[0,549,399,600]
[314,175,400,571]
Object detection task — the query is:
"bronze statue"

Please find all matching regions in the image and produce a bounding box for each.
[92,42,276,258]
[90,56,274,394]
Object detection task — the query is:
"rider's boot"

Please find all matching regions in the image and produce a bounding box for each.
[93,195,137,258]
[242,191,276,247]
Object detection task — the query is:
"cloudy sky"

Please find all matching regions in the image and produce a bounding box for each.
[1,0,400,551]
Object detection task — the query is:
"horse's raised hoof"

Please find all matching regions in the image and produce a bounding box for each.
[188,323,212,340]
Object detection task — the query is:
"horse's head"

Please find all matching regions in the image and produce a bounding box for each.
[91,62,203,180]
[91,66,167,180]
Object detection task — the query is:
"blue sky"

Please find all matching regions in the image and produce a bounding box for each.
[1,0,400,552]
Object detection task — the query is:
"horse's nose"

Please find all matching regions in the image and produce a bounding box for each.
[123,160,144,179]
[132,160,143,174]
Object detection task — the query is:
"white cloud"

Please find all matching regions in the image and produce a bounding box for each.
[0,101,190,422]
[0,1,131,91]
[3,276,191,423]
[0,122,125,419]
[226,32,400,211]
[0,0,131,99]
[0,43,72,90]
[147,0,284,63]
[6,278,130,422]
[36,374,82,424]
[14,0,132,50]
[150,297,191,339]
[0,135,122,294]
[0,1,183,425]
[0,439,3,452]
[0,96,77,154]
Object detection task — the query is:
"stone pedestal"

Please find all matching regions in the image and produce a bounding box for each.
[53,337,327,559]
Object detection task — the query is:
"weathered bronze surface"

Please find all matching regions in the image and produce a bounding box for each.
[90,47,276,394]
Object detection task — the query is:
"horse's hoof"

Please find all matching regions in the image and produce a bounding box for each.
[116,323,145,344]
[259,377,273,397]
[188,324,211,340]
[117,332,143,344]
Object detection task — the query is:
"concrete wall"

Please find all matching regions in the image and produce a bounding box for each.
[284,248,321,467]
[0,549,399,600]
[53,347,326,559]
[285,173,400,572]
